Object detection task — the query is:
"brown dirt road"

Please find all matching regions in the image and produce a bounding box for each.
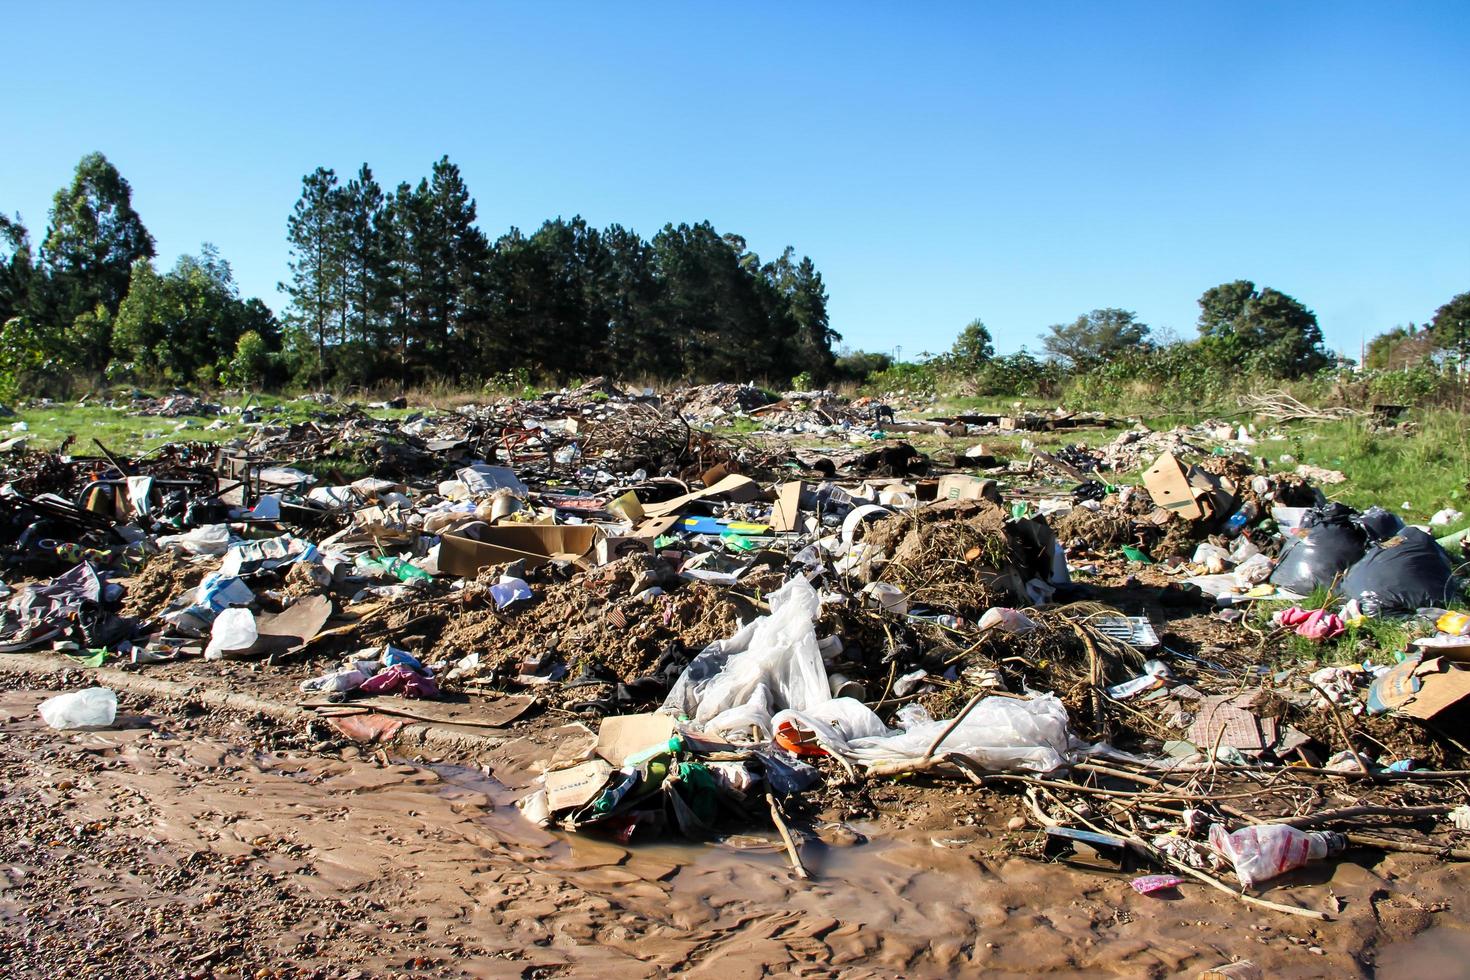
[2,681,1470,979]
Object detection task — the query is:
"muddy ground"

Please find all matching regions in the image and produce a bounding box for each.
[3,669,1470,979]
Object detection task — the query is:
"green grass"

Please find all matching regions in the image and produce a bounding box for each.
[12,393,419,456]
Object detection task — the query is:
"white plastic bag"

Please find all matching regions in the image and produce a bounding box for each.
[662,576,829,735]
[205,607,258,660]
[156,523,230,556]
[1232,553,1274,587]
[38,687,117,729]
[846,693,1077,773]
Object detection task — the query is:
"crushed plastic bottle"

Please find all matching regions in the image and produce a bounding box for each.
[1209,823,1346,888]
[1225,502,1258,536]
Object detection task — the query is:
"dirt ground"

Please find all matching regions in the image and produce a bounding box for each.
[3,673,1470,979]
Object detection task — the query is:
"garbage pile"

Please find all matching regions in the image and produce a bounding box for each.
[2,391,1469,916]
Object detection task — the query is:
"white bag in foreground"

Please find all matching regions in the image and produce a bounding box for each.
[39,687,118,729]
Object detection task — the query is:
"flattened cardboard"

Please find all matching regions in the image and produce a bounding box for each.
[1401,664,1470,721]
[643,474,762,518]
[595,712,676,766]
[1144,452,1205,520]
[770,481,805,533]
[545,758,613,812]
[250,593,333,655]
[440,524,600,577]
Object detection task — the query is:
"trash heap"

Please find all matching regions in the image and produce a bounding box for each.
[3,392,1470,917]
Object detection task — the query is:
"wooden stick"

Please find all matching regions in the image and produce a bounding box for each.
[1037,786,1331,921]
[1307,680,1372,777]
[1347,832,1470,860]
[767,791,810,880]
[921,691,985,762]
[1285,805,1454,829]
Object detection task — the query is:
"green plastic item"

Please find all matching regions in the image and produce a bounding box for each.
[720,531,757,553]
[1010,502,1029,520]
[1121,545,1153,564]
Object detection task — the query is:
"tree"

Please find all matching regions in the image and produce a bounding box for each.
[1364,324,1439,371]
[0,214,38,327]
[947,318,995,372]
[40,153,155,364]
[1430,292,1470,369]
[114,244,278,384]
[282,167,343,385]
[1196,280,1327,377]
[1042,308,1150,369]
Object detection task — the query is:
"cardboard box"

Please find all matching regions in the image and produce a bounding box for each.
[936,474,1001,503]
[1143,452,1236,522]
[594,515,679,565]
[439,524,601,577]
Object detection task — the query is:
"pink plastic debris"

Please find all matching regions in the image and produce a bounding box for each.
[1129,874,1184,895]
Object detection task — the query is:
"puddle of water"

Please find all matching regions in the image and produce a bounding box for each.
[1376,925,1470,980]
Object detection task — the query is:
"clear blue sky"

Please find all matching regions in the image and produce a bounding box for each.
[3,2,1467,359]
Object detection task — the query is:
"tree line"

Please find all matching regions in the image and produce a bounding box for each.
[0,152,838,396]
[2,152,1465,403]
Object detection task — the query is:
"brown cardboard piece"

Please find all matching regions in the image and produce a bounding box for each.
[595,712,676,766]
[248,594,333,656]
[642,474,762,518]
[1144,452,1236,521]
[935,474,1001,503]
[545,758,613,812]
[1400,661,1470,721]
[770,481,805,533]
[439,524,601,577]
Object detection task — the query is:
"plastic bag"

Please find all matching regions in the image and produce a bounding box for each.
[205,607,258,660]
[38,687,117,729]
[156,523,231,556]
[1232,553,1274,587]
[1339,528,1457,614]
[769,697,895,755]
[1269,505,1366,595]
[1209,824,1345,888]
[844,693,1077,773]
[662,576,829,735]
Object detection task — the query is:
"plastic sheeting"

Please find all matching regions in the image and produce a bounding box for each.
[773,694,1078,773]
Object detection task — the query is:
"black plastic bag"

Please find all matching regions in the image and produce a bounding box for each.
[1355,505,1405,543]
[1269,504,1367,595]
[1339,528,1458,614]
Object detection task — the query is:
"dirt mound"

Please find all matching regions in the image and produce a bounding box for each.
[120,550,209,618]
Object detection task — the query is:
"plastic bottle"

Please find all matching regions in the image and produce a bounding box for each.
[1209,824,1346,887]
[1225,502,1258,536]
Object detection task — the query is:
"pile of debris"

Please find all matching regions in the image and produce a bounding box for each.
[3,386,1469,922]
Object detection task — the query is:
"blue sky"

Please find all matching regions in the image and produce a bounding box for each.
[3,2,1467,359]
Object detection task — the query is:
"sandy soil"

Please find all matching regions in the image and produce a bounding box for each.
[4,678,1470,979]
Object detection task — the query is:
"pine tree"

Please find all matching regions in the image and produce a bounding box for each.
[281,167,343,386]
